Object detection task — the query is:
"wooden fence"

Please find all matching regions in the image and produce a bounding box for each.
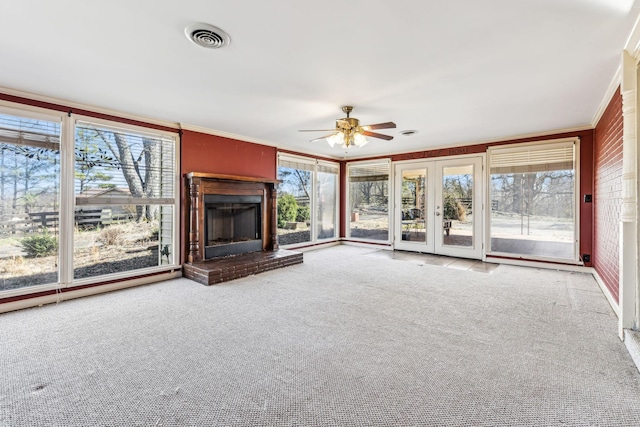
[0,209,133,236]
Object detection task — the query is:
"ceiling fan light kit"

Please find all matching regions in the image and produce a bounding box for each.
[300,106,396,149]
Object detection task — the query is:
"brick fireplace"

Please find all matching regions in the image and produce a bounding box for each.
[183,172,302,285]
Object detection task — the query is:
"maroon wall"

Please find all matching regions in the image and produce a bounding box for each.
[180,130,278,262]
[593,88,623,303]
[181,130,277,179]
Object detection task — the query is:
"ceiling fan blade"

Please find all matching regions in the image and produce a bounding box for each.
[362,122,396,130]
[309,133,337,143]
[362,130,394,141]
[298,129,336,132]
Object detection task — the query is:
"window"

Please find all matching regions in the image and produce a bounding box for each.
[347,160,391,242]
[0,104,179,297]
[277,154,339,247]
[316,162,338,240]
[73,121,176,280]
[487,140,578,262]
[0,111,61,291]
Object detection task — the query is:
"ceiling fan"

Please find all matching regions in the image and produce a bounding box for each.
[299,106,396,148]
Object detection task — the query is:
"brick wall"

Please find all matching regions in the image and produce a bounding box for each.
[594,88,623,304]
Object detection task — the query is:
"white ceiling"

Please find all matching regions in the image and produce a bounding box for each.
[1,1,639,160]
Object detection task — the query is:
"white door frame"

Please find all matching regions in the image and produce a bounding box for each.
[434,156,484,259]
[393,154,485,259]
[394,160,435,253]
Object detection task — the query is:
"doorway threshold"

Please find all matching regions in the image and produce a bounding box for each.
[364,250,499,273]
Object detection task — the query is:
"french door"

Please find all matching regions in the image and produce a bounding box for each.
[394,156,484,259]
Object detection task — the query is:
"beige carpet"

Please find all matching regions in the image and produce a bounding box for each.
[1,245,639,426]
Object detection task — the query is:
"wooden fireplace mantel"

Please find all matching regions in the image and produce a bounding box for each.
[185,172,280,263]
[185,172,280,185]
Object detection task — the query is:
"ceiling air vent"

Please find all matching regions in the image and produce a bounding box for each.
[185,23,230,49]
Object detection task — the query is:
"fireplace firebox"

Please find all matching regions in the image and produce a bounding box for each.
[204,194,262,258]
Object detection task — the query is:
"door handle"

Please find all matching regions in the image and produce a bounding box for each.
[435,212,441,216]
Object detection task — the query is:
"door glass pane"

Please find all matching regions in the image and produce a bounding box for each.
[401,169,426,242]
[442,165,473,247]
[0,113,60,290]
[317,165,337,240]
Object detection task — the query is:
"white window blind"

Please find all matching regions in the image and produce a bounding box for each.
[74,121,175,205]
[0,113,60,151]
[318,162,339,174]
[278,155,315,172]
[489,142,574,174]
[349,161,390,182]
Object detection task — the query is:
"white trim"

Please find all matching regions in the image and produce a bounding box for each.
[0,282,60,300]
[59,114,74,286]
[485,252,582,266]
[485,256,590,272]
[0,270,182,314]
[624,12,640,58]
[0,100,66,122]
[310,158,317,241]
[619,50,639,336]
[296,239,342,252]
[316,158,340,243]
[341,240,393,250]
[620,221,637,332]
[592,65,621,127]
[623,330,640,373]
[590,267,621,318]
[0,86,179,130]
[172,127,181,267]
[480,153,487,262]
[574,138,581,264]
[69,265,181,287]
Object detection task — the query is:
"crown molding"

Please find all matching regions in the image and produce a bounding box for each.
[625,10,640,58]
[178,123,278,147]
[0,86,179,130]
[592,65,622,127]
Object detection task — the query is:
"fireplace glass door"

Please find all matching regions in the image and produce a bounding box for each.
[204,195,262,258]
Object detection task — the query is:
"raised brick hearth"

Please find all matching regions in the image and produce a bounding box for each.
[183,249,303,285]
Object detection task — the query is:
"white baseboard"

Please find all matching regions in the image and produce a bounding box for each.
[588,267,621,318]
[0,270,182,314]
